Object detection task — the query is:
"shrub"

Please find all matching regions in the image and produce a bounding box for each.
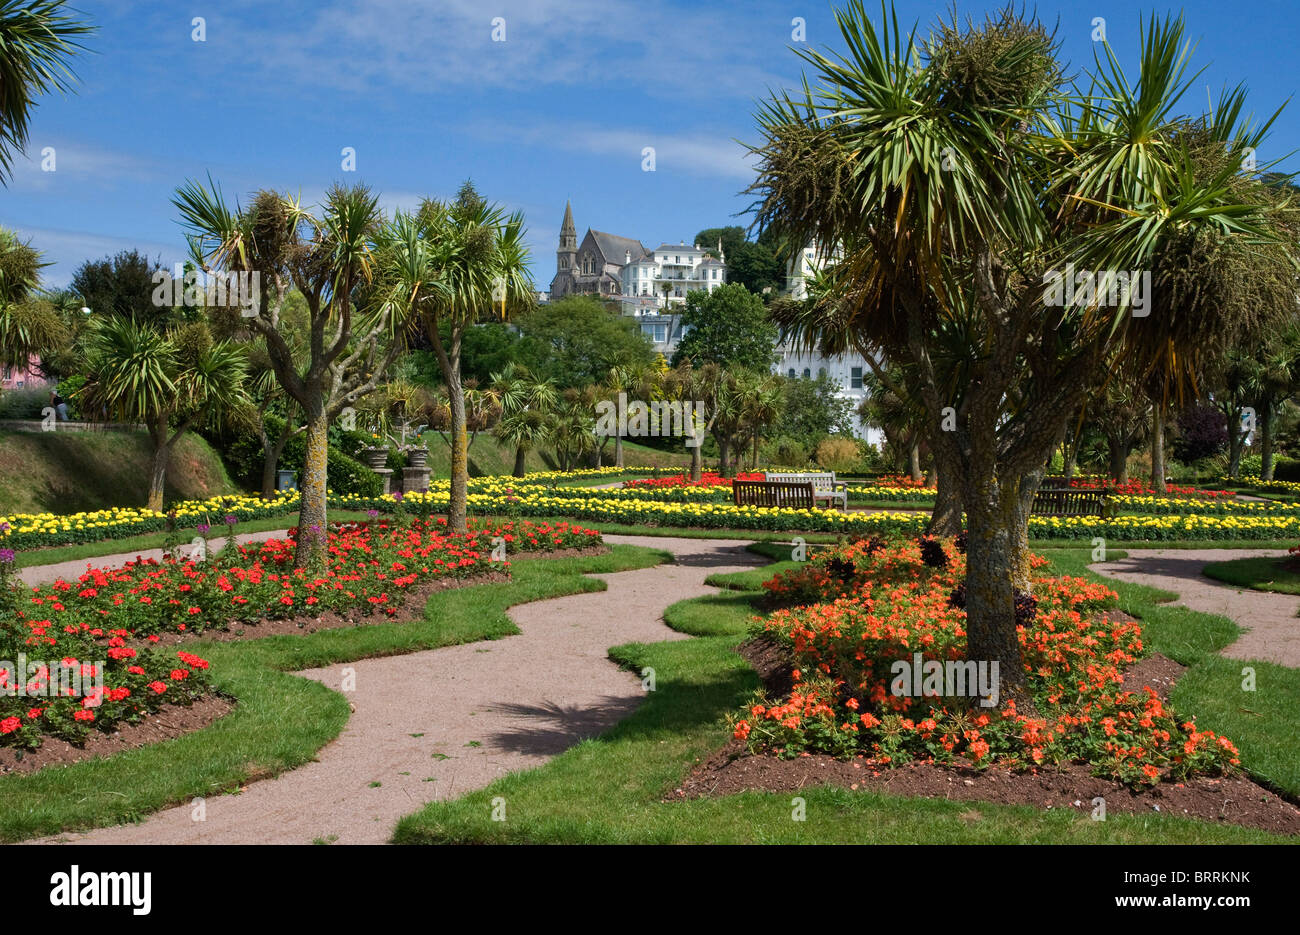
[814,436,861,473]
[738,537,1241,786]
[1172,403,1227,464]
[0,386,48,419]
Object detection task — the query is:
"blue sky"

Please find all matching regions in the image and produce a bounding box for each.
[5,0,1299,287]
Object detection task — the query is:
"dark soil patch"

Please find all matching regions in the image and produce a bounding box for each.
[678,624,1300,837]
[0,694,234,776]
[670,741,1300,836]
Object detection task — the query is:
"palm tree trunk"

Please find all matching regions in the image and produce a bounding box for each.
[926,448,963,536]
[615,434,624,469]
[513,446,527,477]
[908,436,922,481]
[1107,435,1129,484]
[960,471,1030,706]
[689,442,703,483]
[1151,406,1166,494]
[428,317,468,533]
[447,373,468,531]
[1261,404,1277,480]
[146,419,169,512]
[294,403,330,568]
[718,436,731,478]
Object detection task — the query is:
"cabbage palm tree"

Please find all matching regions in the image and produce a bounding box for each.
[0,227,64,369]
[749,2,1294,700]
[379,183,533,531]
[79,317,248,510]
[175,181,404,566]
[491,362,556,476]
[0,0,92,182]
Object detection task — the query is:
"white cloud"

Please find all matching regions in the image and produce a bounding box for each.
[6,141,159,192]
[10,226,187,289]
[223,0,786,100]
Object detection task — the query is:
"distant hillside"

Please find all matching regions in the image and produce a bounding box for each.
[0,430,241,516]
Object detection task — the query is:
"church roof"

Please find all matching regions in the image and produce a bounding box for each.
[588,229,648,264]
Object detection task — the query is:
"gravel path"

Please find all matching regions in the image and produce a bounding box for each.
[39,535,762,845]
[1089,548,1300,668]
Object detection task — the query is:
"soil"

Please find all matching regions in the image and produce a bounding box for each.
[0,694,235,776]
[672,631,1300,837]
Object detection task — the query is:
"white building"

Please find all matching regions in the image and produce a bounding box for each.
[620,241,726,309]
[777,241,882,445]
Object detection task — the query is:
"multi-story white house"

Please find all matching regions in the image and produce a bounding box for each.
[619,241,726,308]
[776,241,882,445]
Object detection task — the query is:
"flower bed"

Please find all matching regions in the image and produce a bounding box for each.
[0,492,301,551]
[1,630,214,753]
[18,518,600,639]
[2,517,600,756]
[622,471,763,489]
[731,536,1240,786]
[1065,478,1234,499]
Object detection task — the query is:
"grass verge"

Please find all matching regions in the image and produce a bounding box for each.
[1202,554,1300,596]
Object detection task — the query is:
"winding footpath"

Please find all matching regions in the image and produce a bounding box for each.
[1090,548,1300,668]
[35,535,762,845]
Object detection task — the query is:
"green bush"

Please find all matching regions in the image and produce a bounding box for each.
[0,386,48,419]
[1273,458,1300,483]
[204,412,382,496]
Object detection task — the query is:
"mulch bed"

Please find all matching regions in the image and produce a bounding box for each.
[670,633,1300,836]
[0,694,235,776]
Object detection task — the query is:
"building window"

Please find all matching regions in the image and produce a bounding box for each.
[802,368,811,379]
[787,368,796,378]
[851,366,863,389]
[818,367,827,380]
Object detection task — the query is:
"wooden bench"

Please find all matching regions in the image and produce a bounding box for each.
[733,480,817,510]
[764,471,849,510]
[1030,488,1108,517]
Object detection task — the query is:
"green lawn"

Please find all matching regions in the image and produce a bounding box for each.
[0,544,669,842]
[1202,554,1300,596]
[391,542,1298,845]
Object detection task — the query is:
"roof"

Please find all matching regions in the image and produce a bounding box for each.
[588,230,648,265]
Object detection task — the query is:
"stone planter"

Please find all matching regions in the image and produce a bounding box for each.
[360,446,389,470]
[405,446,429,469]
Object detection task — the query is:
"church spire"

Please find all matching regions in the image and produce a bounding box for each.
[556,200,578,279]
[561,200,576,242]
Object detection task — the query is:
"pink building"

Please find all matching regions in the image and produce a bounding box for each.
[1,355,49,390]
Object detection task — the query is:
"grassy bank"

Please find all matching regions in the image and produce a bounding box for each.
[0,430,238,516]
